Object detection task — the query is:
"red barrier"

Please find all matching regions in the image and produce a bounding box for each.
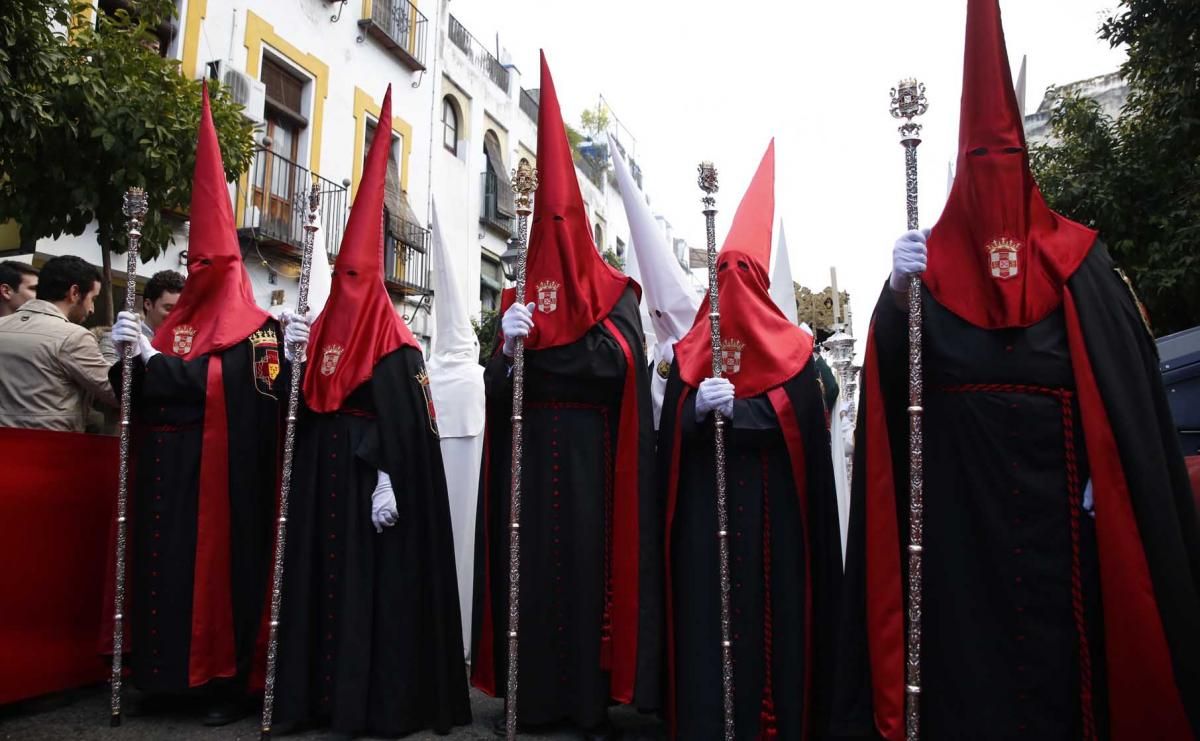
[1189,456,1200,512]
[0,428,116,704]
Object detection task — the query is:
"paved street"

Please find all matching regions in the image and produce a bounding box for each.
[0,687,666,741]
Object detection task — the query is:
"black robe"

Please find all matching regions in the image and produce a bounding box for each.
[829,242,1200,740]
[117,319,284,692]
[660,360,841,740]
[274,347,470,737]
[470,287,662,728]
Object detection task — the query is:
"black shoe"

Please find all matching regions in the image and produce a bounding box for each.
[203,696,251,727]
[580,718,616,741]
[581,728,615,741]
[123,692,172,718]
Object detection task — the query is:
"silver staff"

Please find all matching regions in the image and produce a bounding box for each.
[504,159,538,741]
[697,162,735,741]
[110,187,148,726]
[889,78,929,741]
[260,183,321,740]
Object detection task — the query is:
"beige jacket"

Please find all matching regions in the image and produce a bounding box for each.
[0,299,117,432]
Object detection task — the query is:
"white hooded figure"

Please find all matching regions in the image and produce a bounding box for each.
[608,135,698,428]
[769,221,800,325]
[799,320,853,563]
[426,200,486,657]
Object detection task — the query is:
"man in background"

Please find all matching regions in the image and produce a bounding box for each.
[0,255,115,431]
[0,260,38,317]
[141,269,184,339]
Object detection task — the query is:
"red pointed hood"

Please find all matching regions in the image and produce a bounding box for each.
[675,140,812,398]
[499,52,634,349]
[154,81,270,357]
[304,86,418,413]
[924,0,1096,328]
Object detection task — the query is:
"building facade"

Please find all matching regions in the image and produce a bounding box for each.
[6,0,696,354]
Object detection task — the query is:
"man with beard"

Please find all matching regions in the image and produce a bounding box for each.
[471,53,661,740]
[661,141,840,739]
[829,1,1200,739]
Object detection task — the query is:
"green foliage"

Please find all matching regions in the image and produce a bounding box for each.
[1029,0,1200,335]
[471,309,501,365]
[602,247,624,272]
[579,104,610,140]
[0,0,254,258]
[564,123,584,154]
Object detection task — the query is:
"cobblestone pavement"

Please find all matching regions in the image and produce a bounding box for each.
[0,687,667,740]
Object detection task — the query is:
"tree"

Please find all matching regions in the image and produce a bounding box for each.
[0,0,255,323]
[471,309,501,365]
[1029,0,1200,335]
[579,103,610,141]
[601,247,624,272]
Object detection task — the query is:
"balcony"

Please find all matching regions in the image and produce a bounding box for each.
[480,172,514,238]
[381,211,432,298]
[234,147,348,260]
[447,15,510,92]
[519,88,539,122]
[359,0,428,71]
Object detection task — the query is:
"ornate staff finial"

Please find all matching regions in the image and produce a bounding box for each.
[511,158,539,216]
[123,187,149,225]
[306,183,320,227]
[697,161,718,211]
[890,78,929,145]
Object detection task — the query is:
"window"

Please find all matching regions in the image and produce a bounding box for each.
[252,58,309,240]
[615,237,626,258]
[366,117,408,282]
[481,131,515,235]
[480,256,503,313]
[594,223,604,252]
[442,97,459,155]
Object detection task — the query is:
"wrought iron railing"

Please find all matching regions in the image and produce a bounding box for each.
[360,0,428,70]
[447,15,510,92]
[519,88,539,121]
[235,147,348,259]
[382,211,432,297]
[480,171,514,237]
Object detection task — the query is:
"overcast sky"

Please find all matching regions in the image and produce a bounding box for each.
[449,0,1127,347]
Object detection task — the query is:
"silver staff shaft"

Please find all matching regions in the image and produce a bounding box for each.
[697,162,735,741]
[110,187,148,726]
[260,183,321,741]
[504,160,538,741]
[890,78,928,741]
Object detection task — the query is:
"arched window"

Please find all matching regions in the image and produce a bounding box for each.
[594,223,604,251]
[442,97,459,155]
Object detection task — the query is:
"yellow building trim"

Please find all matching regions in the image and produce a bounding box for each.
[362,0,373,18]
[69,1,95,39]
[243,10,329,176]
[0,221,21,252]
[351,86,414,198]
[181,0,208,78]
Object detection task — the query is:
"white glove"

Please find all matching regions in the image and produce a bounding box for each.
[112,311,159,363]
[501,302,536,357]
[281,310,311,363]
[890,228,930,293]
[695,377,735,420]
[371,470,398,533]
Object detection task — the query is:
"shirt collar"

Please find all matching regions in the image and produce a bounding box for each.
[18,299,69,322]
